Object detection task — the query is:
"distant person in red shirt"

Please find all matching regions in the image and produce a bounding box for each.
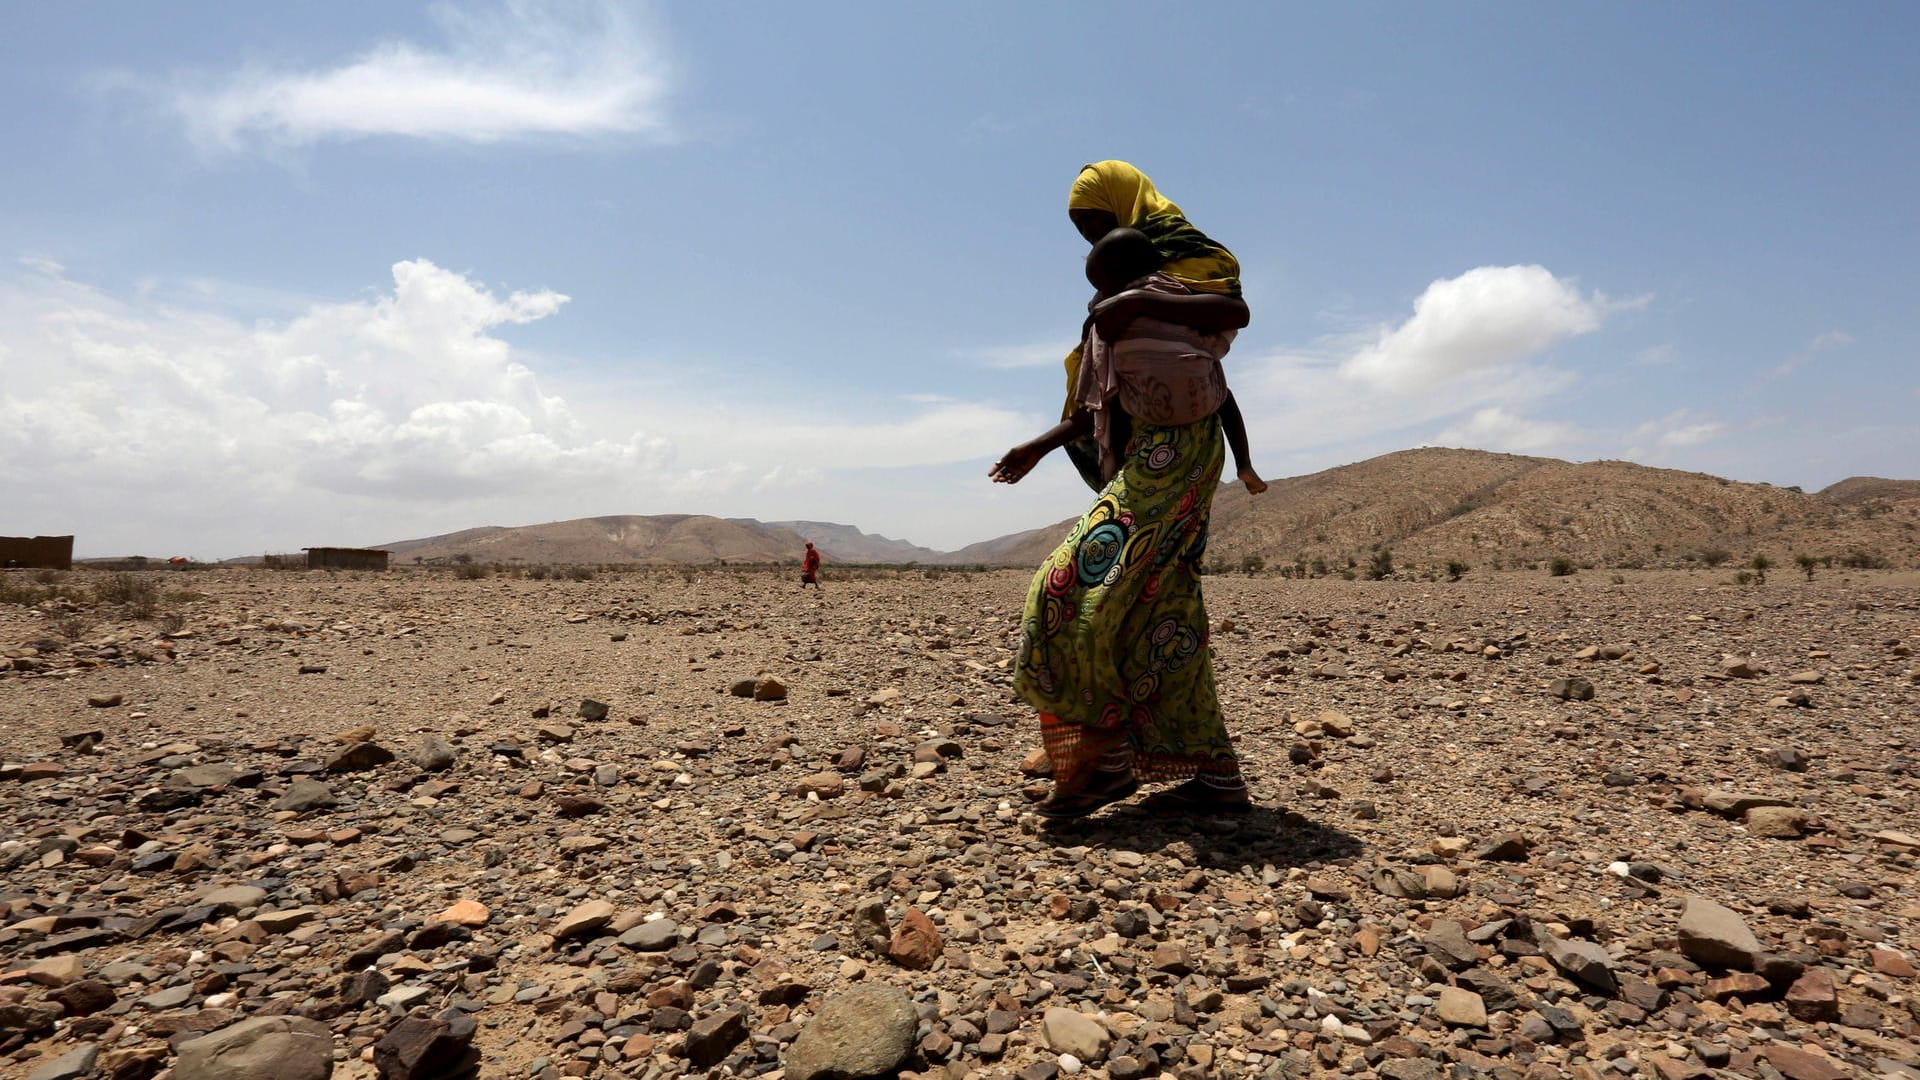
[800,542,822,590]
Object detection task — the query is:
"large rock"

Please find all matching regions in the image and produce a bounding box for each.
[1678,897,1763,970]
[784,983,918,1080]
[1041,1007,1111,1060]
[173,1016,334,1080]
[374,1013,477,1080]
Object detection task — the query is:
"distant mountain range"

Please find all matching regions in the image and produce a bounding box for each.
[375,450,1920,571]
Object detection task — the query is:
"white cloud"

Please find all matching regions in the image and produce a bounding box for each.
[167,1,672,151]
[1341,265,1616,392]
[1431,407,1577,453]
[0,258,1047,556]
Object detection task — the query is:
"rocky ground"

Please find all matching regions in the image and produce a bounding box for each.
[1,566,1916,1080]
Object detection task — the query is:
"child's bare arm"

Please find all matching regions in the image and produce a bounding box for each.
[1218,393,1267,494]
[989,409,1094,484]
[1092,291,1250,336]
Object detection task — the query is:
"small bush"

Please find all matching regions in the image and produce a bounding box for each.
[1365,549,1393,580]
[526,566,551,580]
[1445,561,1469,582]
[1239,554,1265,575]
[454,564,491,580]
[1794,554,1817,581]
[1749,553,1770,583]
[1338,569,1357,581]
[1733,570,1754,585]
[566,566,594,582]
[1548,558,1576,577]
[53,614,92,641]
[1700,549,1731,568]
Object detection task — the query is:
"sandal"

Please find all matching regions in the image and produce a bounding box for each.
[1139,778,1254,816]
[1036,773,1140,819]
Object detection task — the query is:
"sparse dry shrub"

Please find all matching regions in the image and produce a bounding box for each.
[96,573,160,617]
[1445,561,1469,582]
[1699,548,1731,568]
[0,577,48,607]
[1549,558,1576,577]
[454,564,491,580]
[566,566,593,582]
[53,614,92,640]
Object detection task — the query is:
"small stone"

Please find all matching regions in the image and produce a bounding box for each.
[577,699,610,721]
[1040,1007,1111,1060]
[1548,677,1594,701]
[1474,833,1530,861]
[87,694,123,708]
[435,900,490,927]
[1539,933,1617,994]
[324,741,394,773]
[1784,967,1838,1021]
[887,908,941,970]
[1678,896,1763,971]
[684,1008,748,1067]
[553,900,616,941]
[1746,805,1809,838]
[1721,657,1757,678]
[24,1044,99,1080]
[406,734,456,772]
[1434,987,1487,1028]
[795,772,846,799]
[1700,790,1790,817]
[621,919,682,952]
[753,678,788,701]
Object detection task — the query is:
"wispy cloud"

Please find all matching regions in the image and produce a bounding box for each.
[163,1,673,152]
[953,341,1076,370]
[1767,329,1853,380]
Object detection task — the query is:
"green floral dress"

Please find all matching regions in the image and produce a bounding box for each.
[1014,416,1243,793]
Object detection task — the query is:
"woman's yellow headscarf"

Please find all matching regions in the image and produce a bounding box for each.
[1068,161,1240,297]
[1060,161,1241,489]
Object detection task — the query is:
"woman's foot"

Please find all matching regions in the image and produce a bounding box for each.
[1238,467,1268,495]
[1140,777,1253,816]
[1036,770,1140,819]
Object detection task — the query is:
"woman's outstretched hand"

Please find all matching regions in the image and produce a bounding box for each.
[990,443,1044,484]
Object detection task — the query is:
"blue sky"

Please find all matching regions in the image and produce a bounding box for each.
[3,2,1915,558]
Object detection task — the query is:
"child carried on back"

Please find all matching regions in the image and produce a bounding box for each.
[1076,228,1266,493]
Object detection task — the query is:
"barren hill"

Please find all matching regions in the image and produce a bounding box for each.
[763,521,945,564]
[1202,448,1920,573]
[382,515,809,566]
[1820,476,1920,507]
[374,451,1919,571]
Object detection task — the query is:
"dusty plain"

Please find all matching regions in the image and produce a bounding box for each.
[2,566,1917,1080]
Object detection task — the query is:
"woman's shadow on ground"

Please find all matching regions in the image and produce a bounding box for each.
[1037,803,1362,870]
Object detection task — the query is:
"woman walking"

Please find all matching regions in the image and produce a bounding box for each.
[990,161,1256,819]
